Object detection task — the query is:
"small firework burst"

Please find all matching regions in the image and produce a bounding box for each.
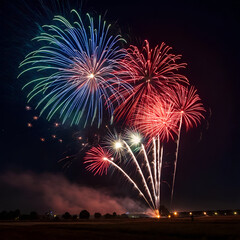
[84,146,112,175]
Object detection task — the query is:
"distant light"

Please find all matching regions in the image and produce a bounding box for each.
[234,212,237,215]
[78,136,82,140]
[52,135,56,139]
[173,211,178,216]
[40,138,45,142]
[168,215,171,218]
[89,73,94,79]
[114,141,122,149]
[111,157,114,161]
[189,212,192,215]
[25,106,31,111]
[214,212,218,215]
[27,123,32,128]
[203,212,207,215]
[54,123,60,127]
[33,116,38,120]
[59,139,63,143]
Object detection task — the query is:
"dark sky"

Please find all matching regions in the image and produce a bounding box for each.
[0,0,239,214]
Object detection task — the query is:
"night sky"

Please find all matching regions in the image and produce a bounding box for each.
[0,0,239,214]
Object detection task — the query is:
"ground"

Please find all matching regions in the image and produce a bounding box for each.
[0,216,239,240]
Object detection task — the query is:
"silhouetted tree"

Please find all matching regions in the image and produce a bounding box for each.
[0,211,8,220]
[8,211,15,220]
[62,212,72,219]
[0,210,21,220]
[112,212,117,217]
[94,212,102,219]
[79,210,90,219]
[13,209,21,219]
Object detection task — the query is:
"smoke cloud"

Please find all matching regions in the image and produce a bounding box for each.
[0,171,146,214]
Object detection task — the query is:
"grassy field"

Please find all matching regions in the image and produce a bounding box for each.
[0,216,239,240]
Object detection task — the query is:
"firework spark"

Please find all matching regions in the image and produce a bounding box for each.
[19,10,131,127]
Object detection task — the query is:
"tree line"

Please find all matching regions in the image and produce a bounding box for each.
[0,209,128,221]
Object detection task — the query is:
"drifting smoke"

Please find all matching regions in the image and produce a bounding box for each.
[0,171,145,214]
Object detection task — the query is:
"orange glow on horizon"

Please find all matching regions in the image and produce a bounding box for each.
[155,210,160,219]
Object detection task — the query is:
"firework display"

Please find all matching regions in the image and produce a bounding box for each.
[20,9,206,218]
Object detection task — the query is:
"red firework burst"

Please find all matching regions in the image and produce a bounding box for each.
[114,40,188,123]
[84,146,112,176]
[134,95,178,141]
[168,85,205,131]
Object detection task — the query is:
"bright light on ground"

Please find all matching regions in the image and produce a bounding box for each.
[155,210,160,219]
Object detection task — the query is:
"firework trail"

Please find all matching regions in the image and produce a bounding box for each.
[84,145,154,211]
[141,138,163,213]
[19,10,131,127]
[134,97,178,212]
[168,85,205,208]
[114,40,188,123]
